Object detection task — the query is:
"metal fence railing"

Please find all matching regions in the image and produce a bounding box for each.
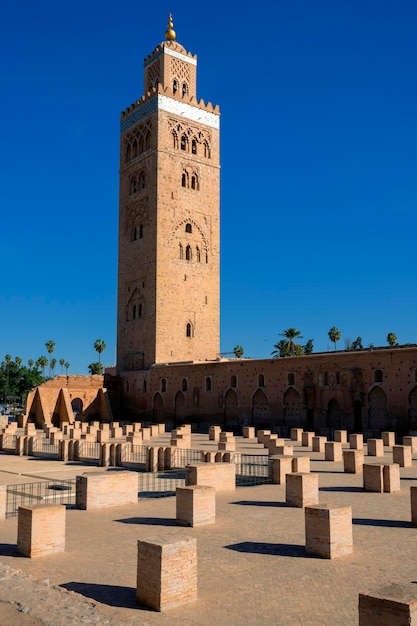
[6,479,76,518]
[77,441,101,462]
[138,469,186,498]
[31,437,60,458]
[236,454,272,486]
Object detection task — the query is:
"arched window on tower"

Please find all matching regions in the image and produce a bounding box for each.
[186,323,192,338]
[132,227,137,241]
[145,131,151,150]
[182,82,188,96]
[138,172,146,189]
[125,144,131,163]
[132,139,137,158]
[179,243,183,260]
[191,174,198,190]
[203,141,210,159]
[172,132,178,149]
[258,373,265,388]
[139,136,144,153]
[129,177,137,195]
[191,139,197,155]
[186,245,192,261]
[173,79,178,94]
[205,376,212,392]
[231,375,237,388]
[185,223,192,233]
[182,378,187,392]
[374,369,383,383]
[196,246,201,262]
[181,135,188,151]
[133,305,137,319]
[138,303,142,318]
[205,251,209,263]
[139,224,143,239]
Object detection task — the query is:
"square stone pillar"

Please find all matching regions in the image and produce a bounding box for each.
[76,471,138,509]
[218,438,236,451]
[393,445,413,468]
[403,436,417,454]
[150,425,159,437]
[286,472,319,508]
[359,583,417,625]
[363,464,383,492]
[0,485,7,521]
[270,456,293,484]
[382,431,395,447]
[142,428,151,441]
[292,457,310,473]
[305,504,352,559]
[290,428,303,442]
[301,432,315,447]
[176,485,215,526]
[312,436,327,453]
[343,449,364,474]
[186,462,236,492]
[17,504,66,557]
[257,430,271,444]
[274,445,293,457]
[383,464,400,493]
[334,430,347,444]
[349,433,363,450]
[367,439,384,457]
[267,440,286,455]
[136,537,197,611]
[325,441,343,462]
[242,426,255,439]
[410,486,417,525]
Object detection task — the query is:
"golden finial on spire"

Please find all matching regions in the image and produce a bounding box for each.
[165,13,176,41]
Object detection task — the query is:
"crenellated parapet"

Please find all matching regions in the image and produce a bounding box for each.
[144,40,197,64]
[121,83,220,122]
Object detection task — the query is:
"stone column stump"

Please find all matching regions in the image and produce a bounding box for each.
[410,486,417,525]
[290,428,303,442]
[403,436,417,454]
[17,504,66,557]
[393,445,412,468]
[359,583,417,625]
[367,439,384,457]
[242,426,255,439]
[301,432,315,448]
[270,456,293,484]
[343,449,364,474]
[176,485,215,527]
[349,433,363,450]
[383,464,401,493]
[136,537,197,611]
[334,430,348,444]
[363,464,383,492]
[382,431,395,447]
[286,472,319,508]
[186,462,236,492]
[292,457,310,473]
[312,436,327,453]
[305,504,352,559]
[325,441,343,462]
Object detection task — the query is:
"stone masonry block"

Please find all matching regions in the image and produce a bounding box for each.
[290,428,303,442]
[359,583,417,625]
[383,464,401,493]
[209,426,221,441]
[176,485,215,527]
[367,439,384,457]
[242,426,255,439]
[403,436,417,454]
[301,432,315,447]
[292,457,310,473]
[382,431,395,447]
[363,464,384,492]
[305,504,352,559]
[136,537,197,611]
[393,445,412,468]
[325,441,343,462]
[186,463,235,492]
[343,449,364,474]
[286,472,319,508]
[270,456,293,484]
[334,430,348,444]
[274,445,293,456]
[349,433,364,450]
[312,436,327,453]
[76,470,138,509]
[17,504,66,557]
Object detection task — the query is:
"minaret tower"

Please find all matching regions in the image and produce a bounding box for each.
[116,15,220,372]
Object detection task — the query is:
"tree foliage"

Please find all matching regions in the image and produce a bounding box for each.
[328,326,341,351]
[88,362,104,375]
[0,356,43,403]
[387,332,398,346]
[272,328,304,358]
[233,345,244,358]
[94,339,106,364]
[303,339,314,355]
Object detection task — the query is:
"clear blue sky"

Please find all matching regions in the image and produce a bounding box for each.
[1,1,416,373]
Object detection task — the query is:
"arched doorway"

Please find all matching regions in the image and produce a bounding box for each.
[174,391,186,425]
[408,386,417,431]
[326,399,341,429]
[152,392,164,423]
[283,388,303,429]
[354,400,363,432]
[71,398,83,420]
[368,387,389,430]
[252,389,270,428]
[224,388,239,430]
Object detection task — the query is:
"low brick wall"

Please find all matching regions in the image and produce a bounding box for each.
[186,462,235,492]
[76,470,138,510]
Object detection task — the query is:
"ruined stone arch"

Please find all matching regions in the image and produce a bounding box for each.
[283,387,303,429]
[251,388,270,426]
[152,392,164,422]
[326,398,342,429]
[368,386,389,430]
[174,391,186,420]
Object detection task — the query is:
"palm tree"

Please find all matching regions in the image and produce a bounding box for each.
[64,362,70,374]
[15,356,22,368]
[45,340,56,377]
[272,328,303,357]
[94,339,106,364]
[233,345,244,358]
[37,355,49,377]
[387,332,398,346]
[59,358,65,373]
[328,326,341,351]
[28,359,34,370]
[50,358,57,377]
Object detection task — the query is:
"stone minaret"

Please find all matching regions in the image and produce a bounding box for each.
[116,15,220,373]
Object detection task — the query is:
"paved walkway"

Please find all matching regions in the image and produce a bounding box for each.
[1,438,417,624]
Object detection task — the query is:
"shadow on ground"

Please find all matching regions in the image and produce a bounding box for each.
[319,486,363,492]
[352,518,412,528]
[224,542,309,558]
[61,582,137,609]
[0,544,19,557]
[231,500,288,507]
[114,516,177,526]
